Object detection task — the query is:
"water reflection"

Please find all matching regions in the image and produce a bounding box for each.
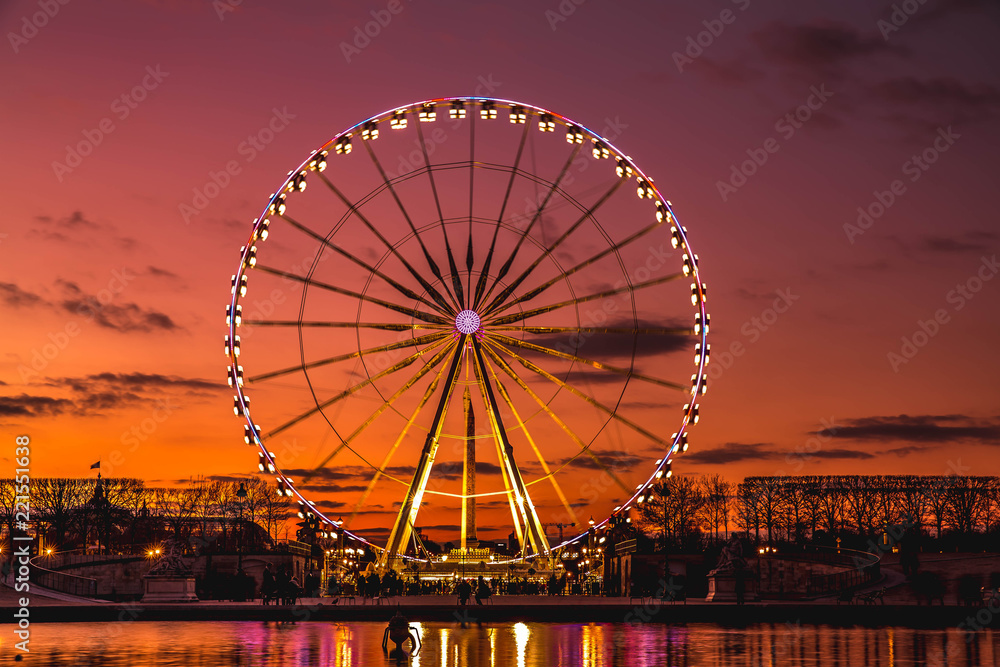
[7,621,999,666]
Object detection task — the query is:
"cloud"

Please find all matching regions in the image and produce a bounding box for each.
[525,318,693,360]
[558,449,642,470]
[282,467,365,482]
[56,280,179,332]
[882,444,930,458]
[312,500,348,511]
[751,20,903,71]
[921,231,997,254]
[806,448,876,460]
[815,414,1000,445]
[0,282,46,309]
[897,0,989,25]
[682,442,780,465]
[298,484,368,493]
[30,210,138,250]
[0,394,74,418]
[349,527,391,538]
[58,372,219,393]
[146,266,180,279]
[38,211,99,230]
[4,372,220,420]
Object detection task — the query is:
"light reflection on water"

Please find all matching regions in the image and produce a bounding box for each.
[4,621,999,666]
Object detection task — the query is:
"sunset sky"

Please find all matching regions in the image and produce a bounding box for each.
[1,0,998,544]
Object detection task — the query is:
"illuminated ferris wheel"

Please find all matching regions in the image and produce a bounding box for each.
[225,97,709,567]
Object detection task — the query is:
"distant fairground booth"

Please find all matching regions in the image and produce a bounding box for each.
[225,97,709,582]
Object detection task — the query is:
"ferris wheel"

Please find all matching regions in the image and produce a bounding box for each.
[225,97,709,567]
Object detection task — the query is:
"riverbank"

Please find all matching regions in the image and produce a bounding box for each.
[6,552,998,627]
[3,595,998,627]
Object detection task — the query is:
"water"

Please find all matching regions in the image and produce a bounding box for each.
[5,621,999,666]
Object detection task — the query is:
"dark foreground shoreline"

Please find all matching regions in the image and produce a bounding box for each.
[4,601,998,627]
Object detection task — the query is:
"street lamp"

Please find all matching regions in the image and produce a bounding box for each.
[236,482,248,572]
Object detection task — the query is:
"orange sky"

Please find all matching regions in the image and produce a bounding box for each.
[1,0,999,545]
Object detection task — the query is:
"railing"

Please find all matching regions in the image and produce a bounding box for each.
[28,558,97,598]
[41,552,145,570]
[757,545,880,599]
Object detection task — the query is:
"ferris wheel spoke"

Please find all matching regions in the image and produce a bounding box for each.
[415,121,466,312]
[489,219,664,319]
[481,178,624,317]
[347,342,457,526]
[265,336,451,438]
[483,353,581,527]
[316,171,456,314]
[489,325,694,335]
[307,339,458,480]
[250,320,448,331]
[470,338,550,556]
[486,332,686,391]
[255,265,452,325]
[478,142,584,309]
[479,341,632,495]
[246,332,449,384]
[487,338,671,449]
[487,272,684,327]
[279,213,451,317]
[465,109,478,308]
[473,122,531,311]
[360,140,462,312]
[380,333,468,567]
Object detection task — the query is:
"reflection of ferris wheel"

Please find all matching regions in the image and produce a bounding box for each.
[226,97,709,566]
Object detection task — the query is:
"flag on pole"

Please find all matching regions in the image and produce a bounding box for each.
[90,461,100,469]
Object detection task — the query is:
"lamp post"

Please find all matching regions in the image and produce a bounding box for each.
[236,482,247,572]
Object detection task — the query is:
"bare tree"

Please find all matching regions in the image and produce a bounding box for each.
[34,478,89,550]
[734,480,761,542]
[944,476,991,534]
[152,487,197,541]
[699,474,732,542]
[637,475,705,549]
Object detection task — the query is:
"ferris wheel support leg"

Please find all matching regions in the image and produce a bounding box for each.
[379,338,466,569]
[471,350,526,553]
[471,339,551,559]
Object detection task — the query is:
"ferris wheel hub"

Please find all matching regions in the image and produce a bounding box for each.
[455,309,482,335]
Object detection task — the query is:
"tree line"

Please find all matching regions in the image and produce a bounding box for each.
[637,474,1000,551]
[0,476,290,554]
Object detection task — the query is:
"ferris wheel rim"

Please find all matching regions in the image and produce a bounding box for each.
[226,96,710,558]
